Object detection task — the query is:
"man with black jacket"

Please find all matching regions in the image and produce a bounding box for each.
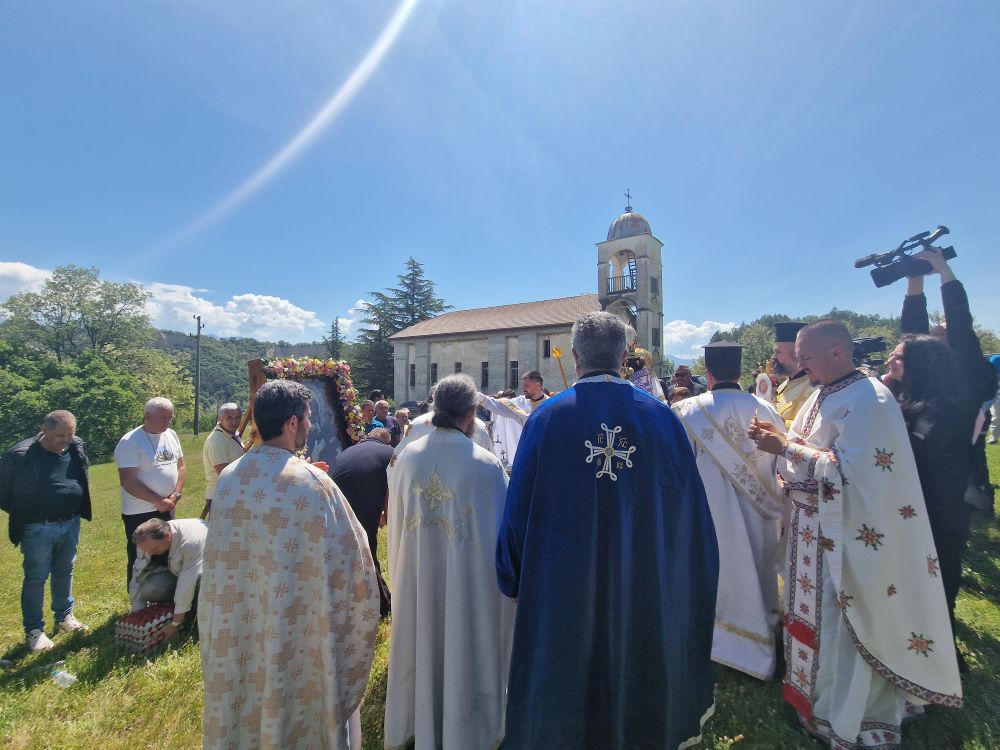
[330,427,393,616]
[0,410,92,652]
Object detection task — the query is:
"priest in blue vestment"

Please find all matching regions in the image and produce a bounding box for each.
[497,311,719,750]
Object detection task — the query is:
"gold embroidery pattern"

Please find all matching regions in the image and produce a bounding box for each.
[414,473,453,512]
[714,619,772,646]
[404,506,472,542]
[404,473,471,542]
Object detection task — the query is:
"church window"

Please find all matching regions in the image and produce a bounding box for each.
[431,363,438,383]
[481,362,489,389]
[543,339,551,358]
[409,364,415,388]
[651,276,660,296]
[454,362,462,373]
[509,360,519,389]
[653,327,661,347]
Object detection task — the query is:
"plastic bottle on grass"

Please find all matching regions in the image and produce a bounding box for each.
[50,661,77,688]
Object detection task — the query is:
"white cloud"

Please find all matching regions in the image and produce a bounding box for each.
[146,282,324,341]
[0,262,330,341]
[663,319,737,359]
[0,261,51,300]
[337,298,369,338]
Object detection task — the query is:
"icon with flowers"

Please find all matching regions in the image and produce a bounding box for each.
[263,357,365,444]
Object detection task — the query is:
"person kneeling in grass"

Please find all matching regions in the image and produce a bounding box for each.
[129,517,207,643]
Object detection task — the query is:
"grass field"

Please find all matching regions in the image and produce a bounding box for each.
[0,435,998,749]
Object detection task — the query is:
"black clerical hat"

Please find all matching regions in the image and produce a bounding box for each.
[703,341,743,372]
[774,321,806,343]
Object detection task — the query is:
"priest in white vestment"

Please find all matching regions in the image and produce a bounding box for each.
[384,374,516,750]
[477,369,549,465]
[751,321,961,749]
[199,380,379,750]
[674,342,785,680]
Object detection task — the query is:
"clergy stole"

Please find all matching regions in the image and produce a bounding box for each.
[675,392,784,679]
[676,393,784,519]
[775,374,817,430]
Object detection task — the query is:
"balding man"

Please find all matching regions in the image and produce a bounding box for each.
[200,403,245,519]
[750,320,962,746]
[115,397,186,592]
[0,410,91,651]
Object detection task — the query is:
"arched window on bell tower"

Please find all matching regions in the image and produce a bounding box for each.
[607,250,637,294]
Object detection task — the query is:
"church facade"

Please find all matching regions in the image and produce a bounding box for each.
[390,204,664,404]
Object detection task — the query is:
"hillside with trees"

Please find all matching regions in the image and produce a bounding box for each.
[3,262,996,459]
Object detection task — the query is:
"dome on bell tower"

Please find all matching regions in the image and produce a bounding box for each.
[607,206,652,241]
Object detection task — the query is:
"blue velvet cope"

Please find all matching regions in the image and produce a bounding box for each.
[497,379,719,749]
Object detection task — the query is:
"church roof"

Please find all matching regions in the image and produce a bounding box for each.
[390,294,601,340]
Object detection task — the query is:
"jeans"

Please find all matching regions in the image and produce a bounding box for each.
[20,516,81,633]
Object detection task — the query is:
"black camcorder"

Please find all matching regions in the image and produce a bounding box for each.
[854,226,957,288]
[852,337,886,367]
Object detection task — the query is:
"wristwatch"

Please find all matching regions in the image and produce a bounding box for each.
[172,492,182,500]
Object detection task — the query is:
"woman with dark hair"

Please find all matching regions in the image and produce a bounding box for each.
[889,333,970,669]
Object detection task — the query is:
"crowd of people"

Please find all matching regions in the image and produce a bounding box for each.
[1,249,998,749]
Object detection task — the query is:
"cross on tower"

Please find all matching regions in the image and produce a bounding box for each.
[624,188,633,212]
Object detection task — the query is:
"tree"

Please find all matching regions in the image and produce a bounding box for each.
[1,265,152,361]
[737,323,774,375]
[323,318,345,360]
[353,258,451,395]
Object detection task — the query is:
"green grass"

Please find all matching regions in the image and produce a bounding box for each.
[1,436,998,749]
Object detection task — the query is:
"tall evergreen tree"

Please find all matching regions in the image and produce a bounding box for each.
[323,318,344,360]
[352,258,451,396]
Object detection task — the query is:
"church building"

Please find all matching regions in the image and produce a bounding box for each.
[390,202,664,404]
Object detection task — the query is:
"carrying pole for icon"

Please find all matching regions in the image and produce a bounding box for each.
[551,346,570,390]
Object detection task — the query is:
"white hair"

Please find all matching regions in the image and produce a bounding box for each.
[144,397,174,415]
[218,402,240,417]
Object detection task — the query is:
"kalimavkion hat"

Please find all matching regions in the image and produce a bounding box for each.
[703,341,743,373]
[774,321,807,343]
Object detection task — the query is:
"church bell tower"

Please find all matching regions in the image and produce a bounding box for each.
[596,195,664,372]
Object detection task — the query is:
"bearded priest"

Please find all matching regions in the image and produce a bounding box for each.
[750,320,962,749]
[673,341,786,680]
[497,312,719,750]
[384,374,515,750]
[772,321,816,429]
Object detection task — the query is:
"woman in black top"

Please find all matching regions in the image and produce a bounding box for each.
[889,333,969,668]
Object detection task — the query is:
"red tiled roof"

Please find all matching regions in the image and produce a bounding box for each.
[389,294,601,340]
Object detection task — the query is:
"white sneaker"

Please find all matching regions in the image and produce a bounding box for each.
[26,629,55,652]
[57,614,89,634]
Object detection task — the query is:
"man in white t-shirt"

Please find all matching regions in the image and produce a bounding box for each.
[114,397,186,591]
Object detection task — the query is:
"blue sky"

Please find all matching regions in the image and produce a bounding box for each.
[1,1,998,358]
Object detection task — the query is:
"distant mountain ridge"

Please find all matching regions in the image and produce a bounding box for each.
[154,330,328,359]
[152,329,336,416]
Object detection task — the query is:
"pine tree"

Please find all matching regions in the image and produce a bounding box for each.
[352,258,451,395]
[323,318,344,360]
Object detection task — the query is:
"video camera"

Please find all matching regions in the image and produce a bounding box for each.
[852,337,886,367]
[854,226,957,288]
